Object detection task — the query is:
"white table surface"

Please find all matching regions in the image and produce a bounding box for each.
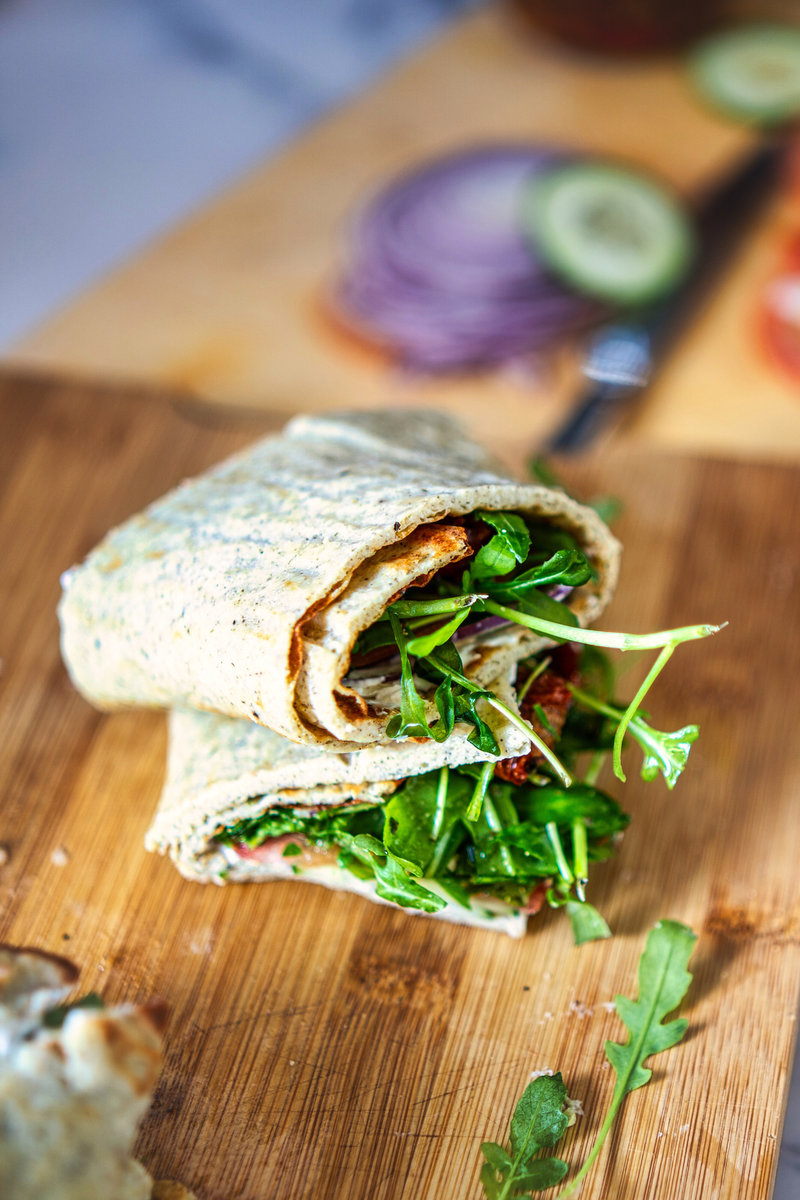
[1,2,798,1195]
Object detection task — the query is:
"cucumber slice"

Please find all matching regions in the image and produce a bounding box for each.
[522,163,693,307]
[690,24,800,125]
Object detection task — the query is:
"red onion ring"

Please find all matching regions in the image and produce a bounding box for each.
[334,144,597,372]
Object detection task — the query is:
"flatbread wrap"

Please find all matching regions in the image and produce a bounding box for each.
[145,646,630,938]
[59,410,620,749]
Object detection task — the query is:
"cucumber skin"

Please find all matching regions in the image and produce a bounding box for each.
[688,24,800,126]
[522,164,694,308]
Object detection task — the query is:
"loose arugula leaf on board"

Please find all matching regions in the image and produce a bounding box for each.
[565,900,612,945]
[553,919,697,1199]
[480,1072,570,1199]
[606,919,696,1095]
[479,920,696,1200]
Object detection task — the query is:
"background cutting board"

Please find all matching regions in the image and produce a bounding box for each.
[1,371,799,1200]
[6,3,800,462]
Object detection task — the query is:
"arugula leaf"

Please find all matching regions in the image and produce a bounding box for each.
[553,920,696,1198]
[480,1072,570,1199]
[474,510,531,566]
[405,607,472,656]
[493,549,594,594]
[568,683,699,789]
[479,920,696,1200]
[343,833,447,914]
[383,770,471,874]
[390,593,484,618]
[385,611,437,741]
[565,900,612,945]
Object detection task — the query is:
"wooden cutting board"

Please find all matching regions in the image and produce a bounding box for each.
[2,371,799,1200]
[6,4,800,463]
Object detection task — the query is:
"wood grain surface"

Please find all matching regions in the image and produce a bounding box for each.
[2,372,799,1200]
[7,4,800,463]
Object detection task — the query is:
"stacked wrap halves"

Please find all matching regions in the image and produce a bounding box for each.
[60,411,621,935]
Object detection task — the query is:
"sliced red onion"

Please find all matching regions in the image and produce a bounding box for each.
[548,584,574,603]
[453,614,512,640]
[334,145,597,372]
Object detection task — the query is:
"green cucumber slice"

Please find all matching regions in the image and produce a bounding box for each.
[689,24,800,125]
[522,162,693,307]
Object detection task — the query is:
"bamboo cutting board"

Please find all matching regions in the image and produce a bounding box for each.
[6,5,800,462]
[2,371,799,1200]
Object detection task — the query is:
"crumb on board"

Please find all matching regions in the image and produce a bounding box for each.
[530,1067,554,1079]
[567,999,593,1019]
[50,845,70,867]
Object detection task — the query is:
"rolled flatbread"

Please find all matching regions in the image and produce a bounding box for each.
[60,410,619,747]
[146,687,572,938]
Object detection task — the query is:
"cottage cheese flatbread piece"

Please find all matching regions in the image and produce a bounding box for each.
[0,946,195,1200]
[60,410,619,747]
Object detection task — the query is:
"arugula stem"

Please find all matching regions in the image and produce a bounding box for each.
[612,643,675,782]
[480,788,518,875]
[425,652,574,787]
[390,593,486,618]
[546,822,574,887]
[582,751,606,787]
[484,695,573,787]
[466,761,494,822]
[515,654,551,705]
[572,819,588,902]
[481,599,722,652]
[432,765,449,838]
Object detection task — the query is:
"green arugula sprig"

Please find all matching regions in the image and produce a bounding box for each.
[567,683,699,789]
[366,510,721,797]
[479,919,696,1199]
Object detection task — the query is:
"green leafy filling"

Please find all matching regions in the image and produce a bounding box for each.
[217,767,629,926]
[351,509,721,794]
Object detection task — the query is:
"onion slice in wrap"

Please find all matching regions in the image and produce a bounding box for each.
[59,410,620,747]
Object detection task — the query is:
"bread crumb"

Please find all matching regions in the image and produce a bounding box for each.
[678,1123,690,1134]
[530,1067,554,1079]
[568,999,593,1019]
[50,845,70,867]
[600,1001,616,1013]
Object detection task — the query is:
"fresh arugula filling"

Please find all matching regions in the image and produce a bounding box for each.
[349,509,721,797]
[217,763,629,923]
[349,513,594,759]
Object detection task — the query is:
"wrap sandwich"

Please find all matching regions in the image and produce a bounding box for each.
[146,645,630,938]
[59,411,620,750]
